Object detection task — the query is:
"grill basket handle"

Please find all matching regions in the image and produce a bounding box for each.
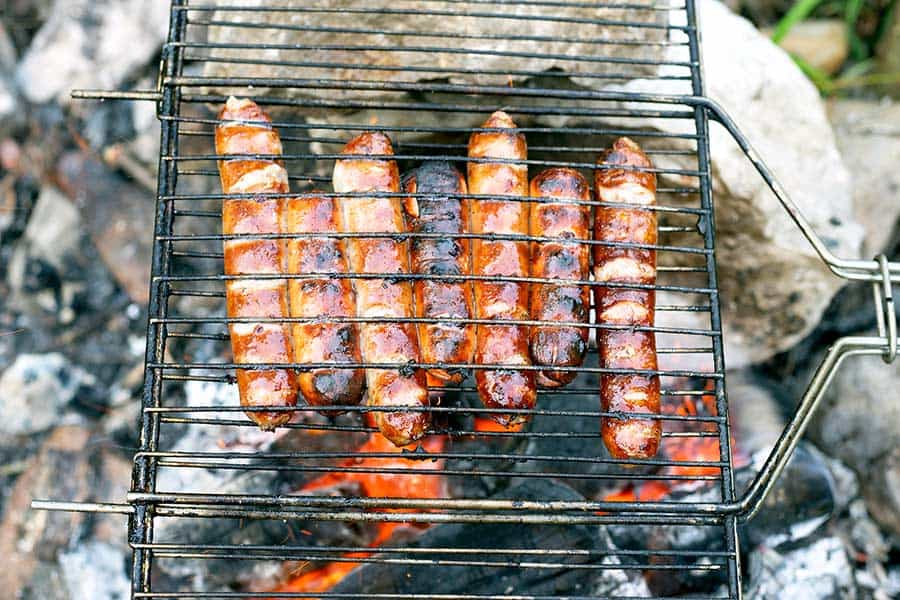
[701,99,898,520]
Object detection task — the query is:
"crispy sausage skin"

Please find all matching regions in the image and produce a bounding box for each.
[468,111,536,426]
[216,96,298,430]
[594,137,662,459]
[401,162,475,387]
[333,132,430,446]
[286,192,365,411]
[529,168,591,388]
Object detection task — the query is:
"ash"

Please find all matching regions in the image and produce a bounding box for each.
[0,1,898,600]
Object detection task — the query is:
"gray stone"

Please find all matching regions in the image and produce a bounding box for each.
[827,98,900,257]
[612,0,864,367]
[202,0,667,101]
[0,353,92,436]
[745,537,856,600]
[726,369,784,454]
[811,347,900,536]
[59,541,130,600]
[15,0,168,104]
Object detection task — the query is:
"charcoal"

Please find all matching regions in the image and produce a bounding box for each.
[56,152,154,305]
[0,352,95,437]
[510,372,650,499]
[15,0,167,105]
[58,540,130,600]
[0,426,92,598]
[605,444,839,595]
[744,537,856,600]
[329,479,606,597]
[740,444,836,549]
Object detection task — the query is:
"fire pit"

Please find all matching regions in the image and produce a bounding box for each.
[27,1,898,599]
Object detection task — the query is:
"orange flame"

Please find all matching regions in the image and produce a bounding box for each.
[265,433,447,597]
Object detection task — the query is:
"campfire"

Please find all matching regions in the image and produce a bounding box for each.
[5,1,899,600]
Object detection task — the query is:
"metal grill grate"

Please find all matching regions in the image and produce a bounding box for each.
[31,1,900,599]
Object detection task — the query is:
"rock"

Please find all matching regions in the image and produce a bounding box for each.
[0,353,93,437]
[59,541,130,600]
[727,369,784,454]
[0,425,92,598]
[203,0,667,102]
[827,98,900,257]
[811,345,900,536]
[15,0,168,104]
[771,20,849,75]
[56,152,154,304]
[745,536,856,600]
[613,0,863,367]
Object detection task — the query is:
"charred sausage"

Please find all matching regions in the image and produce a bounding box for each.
[216,96,298,430]
[401,162,475,387]
[594,137,662,459]
[286,192,365,412]
[529,168,591,388]
[468,111,536,426]
[333,132,430,446]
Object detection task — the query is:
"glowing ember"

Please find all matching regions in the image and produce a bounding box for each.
[473,417,525,433]
[265,433,447,597]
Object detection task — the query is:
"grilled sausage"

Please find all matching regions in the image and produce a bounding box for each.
[401,162,475,387]
[333,132,430,446]
[216,96,297,430]
[529,168,591,388]
[468,111,536,426]
[594,137,661,459]
[286,192,365,412]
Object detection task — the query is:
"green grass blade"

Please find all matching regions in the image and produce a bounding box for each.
[772,0,828,44]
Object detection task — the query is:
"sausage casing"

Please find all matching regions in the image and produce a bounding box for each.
[286,192,365,411]
[594,137,661,459]
[401,162,475,386]
[216,96,298,430]
[528,168,591,388]
[468,111,536,426]
[333,132,430,446]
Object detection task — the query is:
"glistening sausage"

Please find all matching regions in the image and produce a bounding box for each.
[594,137,661,459]
[216,96,298,430]
[286,192,365,412]
[333,132,430,446]
[468,111,536,426]
[401,162,475,387]
[528,168,591,388]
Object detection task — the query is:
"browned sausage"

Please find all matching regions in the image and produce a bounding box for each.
[333,132,430,446]
[528,168,591,388]
[468,111,536,426]
[401,161,475,387]
[216,96,298,430]
[286,192,365,412]
[594,137,661,459]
